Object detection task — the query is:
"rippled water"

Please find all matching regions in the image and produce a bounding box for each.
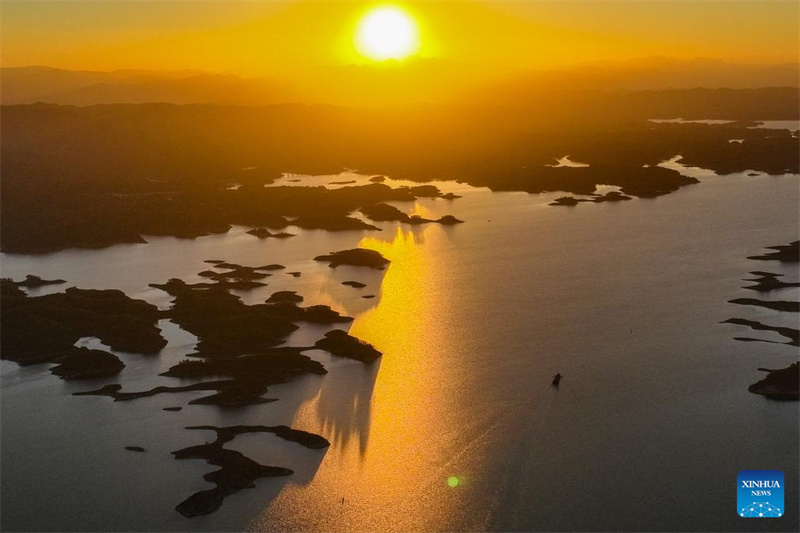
[1,167,798,532]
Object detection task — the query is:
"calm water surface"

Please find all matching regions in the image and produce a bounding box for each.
[1,166,798,532]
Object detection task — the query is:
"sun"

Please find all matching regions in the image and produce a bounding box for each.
[355,6,420,61]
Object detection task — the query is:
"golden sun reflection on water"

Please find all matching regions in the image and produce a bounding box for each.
[351,226,433,350]
[262,225,471,532]
[290,226,440,451]
[406,201,438,220]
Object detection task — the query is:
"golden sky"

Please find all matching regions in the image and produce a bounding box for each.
[2,1,798,73]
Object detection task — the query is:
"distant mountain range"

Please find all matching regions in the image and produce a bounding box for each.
[0,66,295,106]
[2,58,798,107]
[467,57,800,106]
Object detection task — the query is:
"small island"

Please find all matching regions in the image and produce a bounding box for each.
[549,191,633,207]
[173,424,329,517]
[50,347,125,380]
[314,329,382,362]
[266,290,304,304]
[6,275,66,288]
[246,228,295,239]
[314,248,390,270]
[748,362,799,401]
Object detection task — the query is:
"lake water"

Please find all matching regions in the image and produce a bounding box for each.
[1,163,798,532]
[648,119,800,131]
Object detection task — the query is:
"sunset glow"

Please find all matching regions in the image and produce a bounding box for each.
[355,6,420,61]
[1,1,798,532]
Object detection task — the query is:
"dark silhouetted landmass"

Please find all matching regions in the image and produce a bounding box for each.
[172,424,328,518]
[550,196,586,207]
[0,146,450,251]
[50,347,125,380]
[743,271,800,292]
[190,424,330,449]
[5,275,66,288]
[314,330,382,363]
[199,262,273,283]
[722,318,800,346]
[0,280,165,365]
[246,228,295,239]
[747,241,800,262]
[314,249,390,270]
[729,298,799,313]
[69,266,374,406]
[75,347,327,406]
[3,95,796,253]
[724,248,800,400]
[125,446,146,452]
[291,214,379,231]
[594,191,633,203]
[162,349,326,381]
[164,349,326,406]
[171,262,278,290]
[360,203,430,224]
[266,291,304,304]
[437,215,464,225]
[75,381,279,406]
[748,362,799,401]
[149,278,350,358]
[113,267,377,404]
[550,191,634,206]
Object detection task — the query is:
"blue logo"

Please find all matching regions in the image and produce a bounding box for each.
[738,470,784,518]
